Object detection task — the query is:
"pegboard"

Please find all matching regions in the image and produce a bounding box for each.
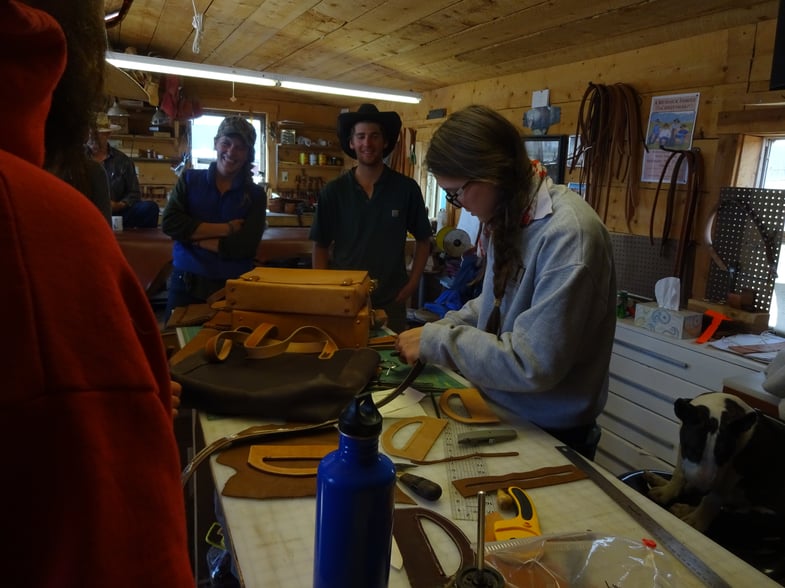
[610,232,679,300]
[705,187,785,312]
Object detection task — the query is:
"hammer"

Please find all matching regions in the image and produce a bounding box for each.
[695,309,732,344]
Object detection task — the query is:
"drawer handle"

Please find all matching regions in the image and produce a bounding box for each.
[615,340,688,369]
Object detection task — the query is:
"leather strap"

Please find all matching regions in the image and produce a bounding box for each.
[393,507,474,588]
[452,464,588,498]
[204,323,339,362]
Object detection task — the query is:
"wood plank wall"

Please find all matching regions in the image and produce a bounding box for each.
[195,20,780,302]
[381,21,782,301]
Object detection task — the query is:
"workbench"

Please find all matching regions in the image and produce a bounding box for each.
[189,374,778,587]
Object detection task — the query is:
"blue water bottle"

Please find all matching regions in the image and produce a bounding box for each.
[313,394,396,588]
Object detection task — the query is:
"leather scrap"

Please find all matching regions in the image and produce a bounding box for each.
[381,417,447,461]
[452,464,588,498]
[393,507,473,588]
[439,388,500,424]
[247,444,335,476]
[216,425,414,504]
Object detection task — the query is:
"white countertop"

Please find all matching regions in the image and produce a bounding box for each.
[196,392,779,587]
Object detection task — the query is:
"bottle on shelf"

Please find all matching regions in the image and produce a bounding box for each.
[312,395,395,588]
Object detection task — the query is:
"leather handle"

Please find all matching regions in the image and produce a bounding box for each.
[204,323,339,362]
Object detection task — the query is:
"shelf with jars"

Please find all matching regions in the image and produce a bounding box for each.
[273,124,348,195]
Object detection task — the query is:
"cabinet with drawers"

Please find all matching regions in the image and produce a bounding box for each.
[596,320,764,476]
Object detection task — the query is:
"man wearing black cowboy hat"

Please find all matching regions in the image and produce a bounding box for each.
[310,103,432,332]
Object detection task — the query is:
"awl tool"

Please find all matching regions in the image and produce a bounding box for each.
[493,486,541,540]
[393,464,442,501]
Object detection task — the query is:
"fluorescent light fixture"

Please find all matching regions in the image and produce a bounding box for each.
[105,51,422,104]
[279,78,421,104]
[106,51,276,87]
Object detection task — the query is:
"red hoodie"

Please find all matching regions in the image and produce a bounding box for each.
[0,2,193,586]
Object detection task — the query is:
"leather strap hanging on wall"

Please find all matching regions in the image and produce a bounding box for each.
[389,127,417,178]
[649,146,703,294]
[573,82,647,226]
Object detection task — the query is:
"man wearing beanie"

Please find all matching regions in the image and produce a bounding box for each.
[162,114,267,318]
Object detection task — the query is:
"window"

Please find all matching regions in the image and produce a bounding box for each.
[759,138,785,331]
[190,113,266,184]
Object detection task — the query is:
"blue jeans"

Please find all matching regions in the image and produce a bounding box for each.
[165,269,226,321]
[122,200,160,228]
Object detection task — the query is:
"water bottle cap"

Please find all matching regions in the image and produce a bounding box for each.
[339,394,382,437]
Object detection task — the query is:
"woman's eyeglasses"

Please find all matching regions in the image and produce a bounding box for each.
[444,181,470,208]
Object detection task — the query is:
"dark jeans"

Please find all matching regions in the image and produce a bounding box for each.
[544,422,601,461]
[381,300,407,333]
[165,269,227,321]
[122,200,160,228]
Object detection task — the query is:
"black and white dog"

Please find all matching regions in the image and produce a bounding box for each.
[644,392,785,533]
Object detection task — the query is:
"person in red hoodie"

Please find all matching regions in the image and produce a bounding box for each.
[0,1,194,586]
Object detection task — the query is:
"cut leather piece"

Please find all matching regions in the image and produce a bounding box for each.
[247,444,335,476]
[393,507,474,588]
[409,451,519,466]
[215,426,415,504]
[439,388,500,424]
[381,417,447,461]
[452,464,588,498]
[166,303,216,328]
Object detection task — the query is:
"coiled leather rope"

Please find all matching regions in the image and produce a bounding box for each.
[572,82,647,227]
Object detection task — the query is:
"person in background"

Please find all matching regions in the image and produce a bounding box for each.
[86,114,160,228]
[161,115,267,319]
[395,105,617,460]
[309,103,432,333]
[0,1,194,586]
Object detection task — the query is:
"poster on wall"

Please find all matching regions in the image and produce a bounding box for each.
[641,92,700,184]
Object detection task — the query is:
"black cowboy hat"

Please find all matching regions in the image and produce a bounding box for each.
[337,103,402,159]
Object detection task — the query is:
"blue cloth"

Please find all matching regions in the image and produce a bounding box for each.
[424,252,482,318]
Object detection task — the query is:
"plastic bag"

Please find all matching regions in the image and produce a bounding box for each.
[483,531,687,587]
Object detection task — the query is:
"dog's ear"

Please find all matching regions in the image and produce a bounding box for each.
[728,409,758,436]
[674,398,698,423]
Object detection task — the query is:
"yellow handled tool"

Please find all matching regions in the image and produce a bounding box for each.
[493,486,541,540]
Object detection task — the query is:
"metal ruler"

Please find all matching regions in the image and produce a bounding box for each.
[443,420,494,521]
[556,445,731,588]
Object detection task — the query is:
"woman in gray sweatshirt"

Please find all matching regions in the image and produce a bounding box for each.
[396,105,617,459]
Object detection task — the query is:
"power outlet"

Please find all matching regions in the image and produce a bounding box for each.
[280,170,289,183]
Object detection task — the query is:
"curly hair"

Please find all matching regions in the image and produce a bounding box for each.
[425,105,534,334]
[25,0,106,196]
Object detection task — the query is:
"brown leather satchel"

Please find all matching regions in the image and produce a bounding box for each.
[170,323,380,422]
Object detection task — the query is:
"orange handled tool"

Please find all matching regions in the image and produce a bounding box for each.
[493,486,541,540]
[695,309,732,344]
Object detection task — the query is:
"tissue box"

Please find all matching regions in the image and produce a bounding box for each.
[634,302,703,339]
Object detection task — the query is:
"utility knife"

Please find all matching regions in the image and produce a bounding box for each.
[457,428,518,445]
[493,486,541,541]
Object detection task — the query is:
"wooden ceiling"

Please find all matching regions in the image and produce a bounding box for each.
[106,0,780,107]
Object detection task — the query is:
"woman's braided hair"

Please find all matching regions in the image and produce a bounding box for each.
[425,105,534,335]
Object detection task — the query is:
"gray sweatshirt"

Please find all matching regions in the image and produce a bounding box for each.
[420,178,617,430]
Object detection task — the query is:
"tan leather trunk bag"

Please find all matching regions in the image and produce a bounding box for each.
[224,267,372,317]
